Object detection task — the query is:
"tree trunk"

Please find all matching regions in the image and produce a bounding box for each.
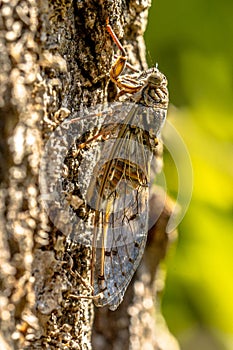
[0,1,180,349]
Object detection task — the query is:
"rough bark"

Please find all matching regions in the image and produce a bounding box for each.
[0,1,180,349]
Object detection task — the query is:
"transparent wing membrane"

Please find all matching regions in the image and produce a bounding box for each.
[40,100,167,310]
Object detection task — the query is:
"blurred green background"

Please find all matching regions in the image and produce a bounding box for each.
[145,1,233,349]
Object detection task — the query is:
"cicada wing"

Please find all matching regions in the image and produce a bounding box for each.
[55,102,166,310]
[90,106,153,309]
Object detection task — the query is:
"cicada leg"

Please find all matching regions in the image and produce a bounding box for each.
[106,19,143,95]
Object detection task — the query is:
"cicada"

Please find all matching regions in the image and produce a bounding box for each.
[62,21,169,310]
